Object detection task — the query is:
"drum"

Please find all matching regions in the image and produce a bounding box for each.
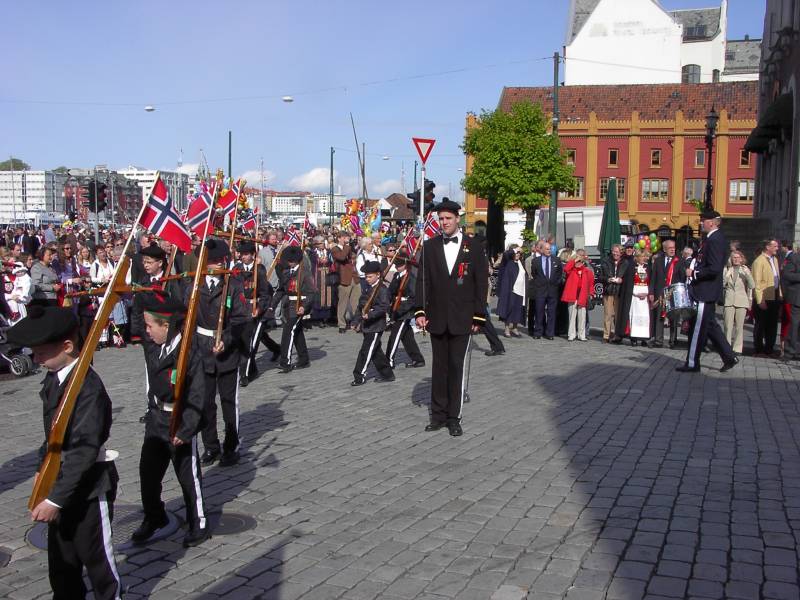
[664,282,695,318]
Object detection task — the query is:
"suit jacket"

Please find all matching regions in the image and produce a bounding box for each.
[20,233,40,257]
[528,255,563,299]
[414,233,489,335]
[649,253,686,299]
[39,367,117,508]
[233,262,271,317]
[330,244,357,286]
[781,252,800,306]
[354,283,390,333]
[388,269,417,321]
[130,273,184,345]
[690,228,728,303]
[724,265,755,308]
[752,253,782,303]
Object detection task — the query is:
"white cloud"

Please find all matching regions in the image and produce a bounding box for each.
[238,169,275,186]
[288,167,335,192]
[372,179,401,196]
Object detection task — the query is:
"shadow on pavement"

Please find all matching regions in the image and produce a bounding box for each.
[0,448,39,495]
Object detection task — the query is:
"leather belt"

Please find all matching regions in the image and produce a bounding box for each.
[196,326,215,337]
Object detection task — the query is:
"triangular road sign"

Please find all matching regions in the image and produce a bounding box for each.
[412,137,436,164]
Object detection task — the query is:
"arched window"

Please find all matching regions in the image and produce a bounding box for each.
[682,64,701,84]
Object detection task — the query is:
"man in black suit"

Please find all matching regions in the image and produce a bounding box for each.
[528,242,562,339]
[677,210,738,373]
[415,200,488,437]
[648,239,685,348]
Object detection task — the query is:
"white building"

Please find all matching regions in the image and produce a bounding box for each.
[267,192,312,218]
[0,170,68,224]
[312,193,347,216]
[117,166,190,210]
[564,0,760,86]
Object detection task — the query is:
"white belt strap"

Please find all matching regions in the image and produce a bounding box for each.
[288,295,307,300]
[196,326,215,337]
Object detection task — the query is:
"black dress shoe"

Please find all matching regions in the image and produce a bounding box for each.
[239,376,249,388]
[339,328,346,333]
[484,349,505,356]
[375,373,395,382]
[425,422,445,432]
[544,336,554,340]
[447,422,463,437]
[219,450,240,467]
[675,365,701,373]
[720,357,739,373]
[351,375,366,386]
[183,527,211,548]
[533,335,542,340]
[131,514,169,543]
[295,362,310,369]
[610,337,623,344]
[200,449,220,465]
[406,360,425,368]
[279,365,294,374]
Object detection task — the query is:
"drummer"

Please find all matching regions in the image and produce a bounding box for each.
[648,239,685,348]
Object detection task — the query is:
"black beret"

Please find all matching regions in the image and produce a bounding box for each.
[140,244,166,260]
[205,238,230,261]
[6,306,78,347]
[141,293,186,318]
[394,251,410,266]
[362,261,381,274]
[282,246,303,263]
[238,240,256,254]
[699,209,721,220]
[435,199,462,216]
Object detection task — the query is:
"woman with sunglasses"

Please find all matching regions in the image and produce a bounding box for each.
[53,241,81,309]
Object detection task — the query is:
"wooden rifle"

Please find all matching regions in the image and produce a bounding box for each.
[65,268,239,298]
[250,241,261,318]
[391,243,421,314]
[214,223,238,345]
[361,250,399,319]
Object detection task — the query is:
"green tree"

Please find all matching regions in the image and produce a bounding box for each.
[461,101,574,252]
[0,157,30,171]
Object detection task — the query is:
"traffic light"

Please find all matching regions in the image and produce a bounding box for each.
[95,183,108,213]
[85,182,96,211]
[406,178,436,214]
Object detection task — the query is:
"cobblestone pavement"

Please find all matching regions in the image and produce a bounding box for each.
[1,323,799,600]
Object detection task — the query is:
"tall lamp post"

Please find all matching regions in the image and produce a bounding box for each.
[703,106,719,212]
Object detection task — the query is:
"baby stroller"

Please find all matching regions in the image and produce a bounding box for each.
[0,313,35,377]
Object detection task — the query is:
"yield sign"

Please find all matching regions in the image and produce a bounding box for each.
[412,137,436,164]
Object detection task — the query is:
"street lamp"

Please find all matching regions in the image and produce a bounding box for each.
[704,105,719,212]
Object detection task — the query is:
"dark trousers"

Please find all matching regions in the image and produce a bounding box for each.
[685,301,735,369]
[429,331,470,424]
[354,332,393,378]
[533,295,557,337]
[140,412,206,530]
[526,300,537,336]
[651,309,678,345]
[240,319,279,379]
[385,319,424,367]
[482,313,505,352]
[753,299,780,353]
[279,316,309,367]
[201,369,239,454]
[48,490,121,600]
[787,304,800,357]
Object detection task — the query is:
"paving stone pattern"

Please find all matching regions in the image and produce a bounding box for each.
[0,326,799,599]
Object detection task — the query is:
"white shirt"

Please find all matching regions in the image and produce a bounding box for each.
[443,230,462,275]
[356,249,379,278]
[205,275,220,289]
[512,261,526,300]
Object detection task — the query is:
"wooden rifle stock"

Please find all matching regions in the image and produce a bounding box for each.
[250,241,260,318]
[391,243,421,314]
[214,226,239,345]
[361,251,400,317]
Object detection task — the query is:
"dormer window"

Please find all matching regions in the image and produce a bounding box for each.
[685,25,707,39]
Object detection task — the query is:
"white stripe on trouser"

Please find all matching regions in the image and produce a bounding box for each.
[98,496,122,600]
[457,335,472,420]
[687,302,706,368]
[388,321,405,367]
[286,319,301,366]
[245,321,263,375]
[233,374,241,451]
[191,437,206,529]
[361,333,380,376]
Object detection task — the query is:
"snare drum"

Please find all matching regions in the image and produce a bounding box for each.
[664,282,695,318]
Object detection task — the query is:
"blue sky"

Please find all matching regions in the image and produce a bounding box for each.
[1,0,765,202]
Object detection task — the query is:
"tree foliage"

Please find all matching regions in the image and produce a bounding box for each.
[0,157,30,171]
[461,101,574,212]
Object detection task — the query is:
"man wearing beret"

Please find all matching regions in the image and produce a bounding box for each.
[414,199,488,436]
[7,306,121,599]
[130,244,182,347]
[351,260,395,385]
[188,239,249,466]
[385,251,425,369]
[677,210,738,373]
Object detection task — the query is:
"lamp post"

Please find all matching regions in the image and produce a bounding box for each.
[704,106,719,212]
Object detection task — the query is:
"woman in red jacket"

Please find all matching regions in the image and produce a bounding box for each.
[561,249,595,341]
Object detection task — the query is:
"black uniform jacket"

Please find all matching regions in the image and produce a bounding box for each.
[270,266,316,319]
[354,283,390,333]
[414,234,489,335]
[528,255,563,298]
[185,276,249,373]
[143,333,206,441]
[690,229,728,303]
[233,261,271,318]
[388,269,417,321]
[130,273,184,345]
[649,253,686,299]
[39,366,117,508]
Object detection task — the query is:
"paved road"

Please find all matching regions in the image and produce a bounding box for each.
[0,324,799,600]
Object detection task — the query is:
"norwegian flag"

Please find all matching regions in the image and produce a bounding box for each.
[141,177,192,252]
[217,179,239,219]
[422,213,441,240]
[404,232,419,255]
[184,190,213,237]
[241,210,257,231]
[284,226,301,247]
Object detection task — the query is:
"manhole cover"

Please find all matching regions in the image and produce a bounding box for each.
[26,504,181,551]
[208,512,257,535]
[0,548,10,567]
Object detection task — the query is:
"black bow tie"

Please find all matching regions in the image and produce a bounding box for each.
[443,236,458,245]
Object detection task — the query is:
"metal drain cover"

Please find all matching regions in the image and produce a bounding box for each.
[0,548,10,567]
[208,512,257,535]
[26,504,181,551]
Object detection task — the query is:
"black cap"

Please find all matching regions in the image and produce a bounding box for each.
[140,244,167,260]
[362,261,381,274]
[282,246,303,263]
[238,240,256,254]
[395,251,410,266]
[205,238,230,262]
[435,199,461,216]
[141,293,186,318]
[6,306,78,347]
[699,209,721,220]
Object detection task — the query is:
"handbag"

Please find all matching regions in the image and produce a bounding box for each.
[325,271,340,287]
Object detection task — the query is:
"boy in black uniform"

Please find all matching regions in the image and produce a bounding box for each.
[187,239,249,467]
[385,251,425,369]
[8,306,122,600]
[234,240,279,387]
[130,244,182,346]
[268,245,315,373]
[132,294,210,548]
[352,261,395,385]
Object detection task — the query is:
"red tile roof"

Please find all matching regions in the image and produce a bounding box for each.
[499,81,758,121]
